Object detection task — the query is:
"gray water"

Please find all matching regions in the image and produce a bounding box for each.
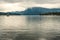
[0,15,60,40]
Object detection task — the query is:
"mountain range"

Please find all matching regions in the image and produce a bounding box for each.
[1,7,60,15]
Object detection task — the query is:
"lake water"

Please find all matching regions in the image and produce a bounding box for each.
[0,15,60,40]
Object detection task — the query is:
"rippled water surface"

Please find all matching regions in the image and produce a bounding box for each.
[0,15,60,40]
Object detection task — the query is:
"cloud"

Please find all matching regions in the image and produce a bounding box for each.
[32,0,60,4]
[0,0,60,4]
[0,2,60,12]
[0,3,25,12]
[0,0,60,12]
[0,0,24,3]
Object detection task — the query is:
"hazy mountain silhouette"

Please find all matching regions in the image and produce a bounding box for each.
[0,7,60,15]
[22,7,60,15]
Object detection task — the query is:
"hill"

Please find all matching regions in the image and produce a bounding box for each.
[0,7,60,15]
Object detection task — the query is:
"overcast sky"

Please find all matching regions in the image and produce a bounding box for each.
[0,0,60,12]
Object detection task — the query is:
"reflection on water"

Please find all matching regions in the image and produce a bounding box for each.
[0,15,60,40]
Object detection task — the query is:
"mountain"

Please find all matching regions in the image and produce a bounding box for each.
[19,7,60,15]
[1,7,60,15]
[22,7,49,15]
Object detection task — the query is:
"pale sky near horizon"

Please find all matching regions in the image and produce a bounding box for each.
[0,0,60,12]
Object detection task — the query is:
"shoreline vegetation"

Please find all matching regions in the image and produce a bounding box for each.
[0,12,60,15]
